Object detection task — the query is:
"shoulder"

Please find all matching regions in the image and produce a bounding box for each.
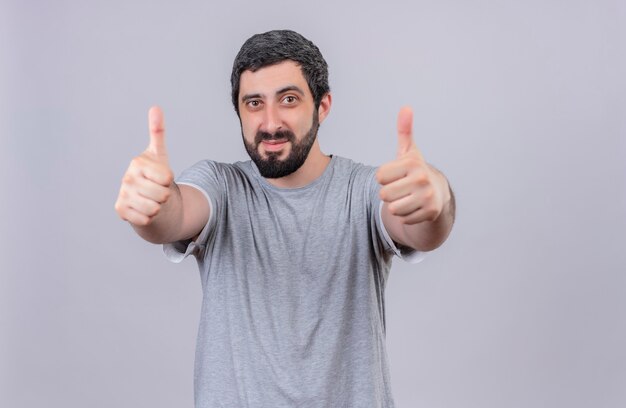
[174,160,259,197]
[332,155,378,182]
[179,159,254,180]
[182,159,247,172]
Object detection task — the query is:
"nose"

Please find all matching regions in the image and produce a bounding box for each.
[260,104,282,134]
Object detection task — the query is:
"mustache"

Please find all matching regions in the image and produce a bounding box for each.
[255,129,296,145]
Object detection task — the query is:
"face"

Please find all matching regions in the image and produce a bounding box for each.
[238,60,321,179]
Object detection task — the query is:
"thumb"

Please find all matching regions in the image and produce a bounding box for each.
[147,106,168,159]
[396,106,415,157]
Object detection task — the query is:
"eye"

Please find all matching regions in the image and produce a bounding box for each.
[282,95,298,105]
[246,99,262,109]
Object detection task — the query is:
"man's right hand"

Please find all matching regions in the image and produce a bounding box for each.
[115,106,175,226]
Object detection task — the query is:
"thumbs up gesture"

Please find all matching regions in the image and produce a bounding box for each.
[115,106,175,226]
[376,107,449,225]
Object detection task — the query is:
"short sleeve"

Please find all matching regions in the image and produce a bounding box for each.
[162,160,223,263]
[377,202,425,263]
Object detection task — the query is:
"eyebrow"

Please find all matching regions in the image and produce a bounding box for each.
[241,85,306,103]
[276,85,305,96]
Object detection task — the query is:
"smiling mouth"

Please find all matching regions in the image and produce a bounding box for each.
[261,139,288,152]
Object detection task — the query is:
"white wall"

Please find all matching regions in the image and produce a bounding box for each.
[1,0,625,406]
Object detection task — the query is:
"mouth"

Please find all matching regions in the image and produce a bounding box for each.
[261,139,289,152]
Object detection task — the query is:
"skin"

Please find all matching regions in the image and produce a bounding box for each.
[114,107,208,244]
[377,107,455,251]
[238,60,331,188]
[115,60,454,250]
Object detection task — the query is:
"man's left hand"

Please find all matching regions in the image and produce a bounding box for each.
[376,107,450,225]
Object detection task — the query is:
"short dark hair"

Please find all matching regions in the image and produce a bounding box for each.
[230,30,330,114]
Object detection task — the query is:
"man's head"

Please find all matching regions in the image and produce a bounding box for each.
[232,30,331,179]
[231,30,330,115]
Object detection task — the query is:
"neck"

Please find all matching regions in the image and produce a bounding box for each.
[265,140,330,188]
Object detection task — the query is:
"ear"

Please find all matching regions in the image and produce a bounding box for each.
[317,93,332,124]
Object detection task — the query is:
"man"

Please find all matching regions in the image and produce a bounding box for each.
[115,30,455,407]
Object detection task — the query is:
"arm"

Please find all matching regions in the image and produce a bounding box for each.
[114,106,210,244]
[129,182,209,244]
[376,107,455,252]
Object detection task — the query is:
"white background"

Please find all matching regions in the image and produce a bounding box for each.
[1,0,625,407]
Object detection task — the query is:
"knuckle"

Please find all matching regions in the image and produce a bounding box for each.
[423,188,434,200]
[122,173,134,185]
[408,177,420,189]
[114,201,124,216]
[379,189,388,201]
[161,189,172,203]
[163,170,174,185]
[118,188,129,200]
[423,206,439,221]
[375,169,385,184]
[148,202,161,217]
[388,203,399,216]
[416,172,429,185]
[116,208,130,222]
[130,156,143,168]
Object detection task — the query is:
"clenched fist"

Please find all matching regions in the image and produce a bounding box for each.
[115,106,174,226]
[376,107,450,225]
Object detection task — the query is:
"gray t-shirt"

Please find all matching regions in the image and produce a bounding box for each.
[164,155,422,408]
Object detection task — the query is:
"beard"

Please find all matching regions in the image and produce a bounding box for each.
[243,112,319,179]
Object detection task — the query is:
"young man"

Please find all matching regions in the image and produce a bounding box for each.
[115,30,455,407]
